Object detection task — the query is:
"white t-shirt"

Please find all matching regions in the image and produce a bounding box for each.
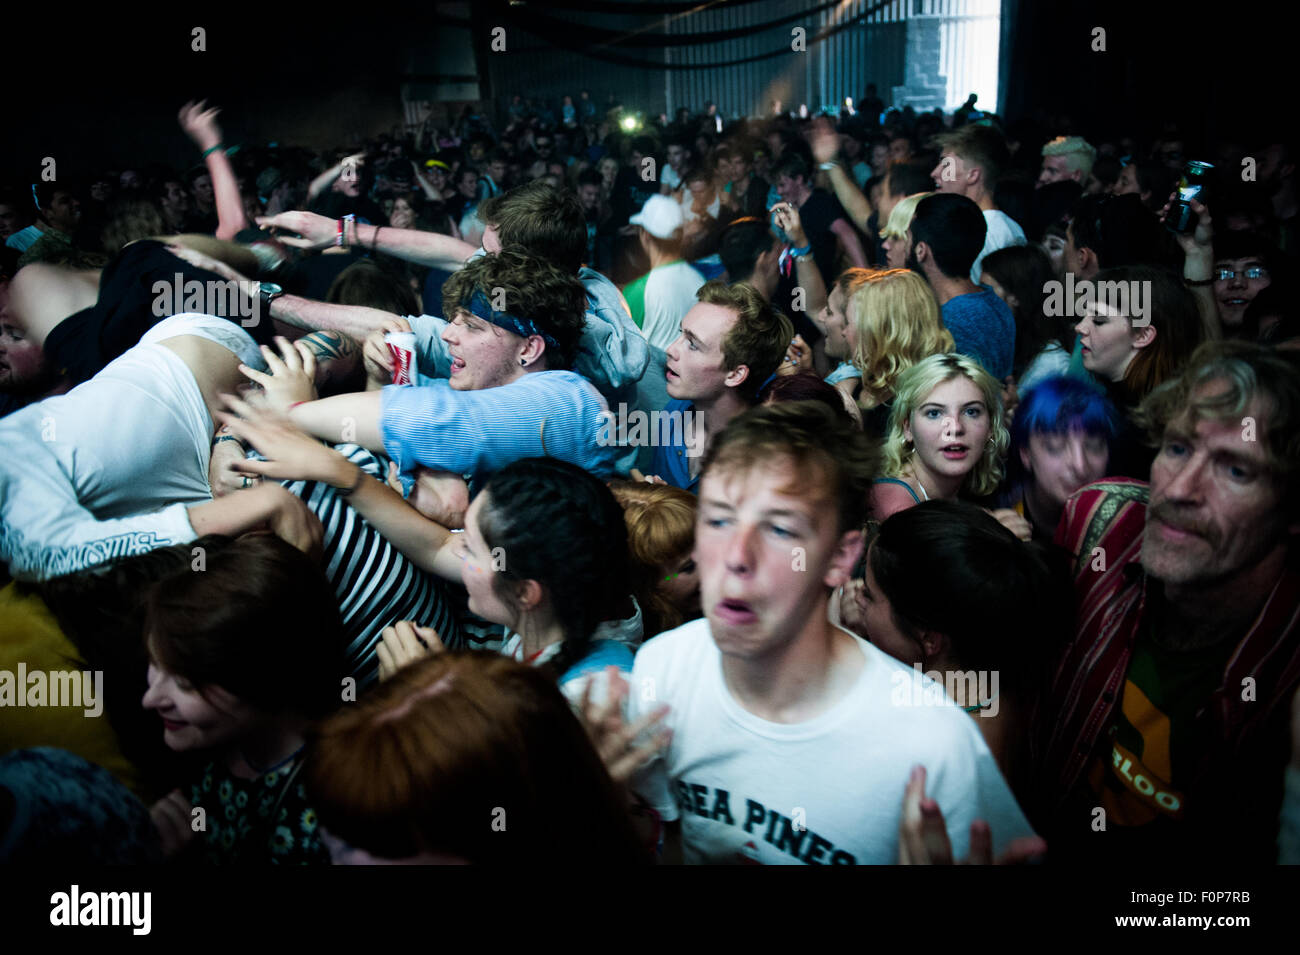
[972,209,1027,284]
[628,618,1035,865]
[679,191,721,223]
[640,262,706,352]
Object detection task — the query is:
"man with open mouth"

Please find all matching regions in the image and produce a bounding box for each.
[626,401,1035,864]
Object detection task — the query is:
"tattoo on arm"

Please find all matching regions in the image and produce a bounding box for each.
[299,330,359,362]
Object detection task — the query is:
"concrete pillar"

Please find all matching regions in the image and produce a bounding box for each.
[891,15,948,112]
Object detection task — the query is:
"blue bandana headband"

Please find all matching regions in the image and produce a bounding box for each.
[466,290,561,351]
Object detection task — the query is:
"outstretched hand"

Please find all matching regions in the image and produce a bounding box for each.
[163,243,250,287]
[577,667,672,786]
[256,210,339,250]
[237,337,318,414]
[215,390,344,487]
[898,765,1047,864]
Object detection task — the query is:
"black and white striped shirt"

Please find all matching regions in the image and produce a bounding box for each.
[264,444,462,690]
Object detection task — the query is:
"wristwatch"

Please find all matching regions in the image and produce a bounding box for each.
[257,281,284,311]
[818,160,840,171]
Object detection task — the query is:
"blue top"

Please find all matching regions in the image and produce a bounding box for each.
[559,638,635,685]
[380,371,619,487]
[940,288,1016,381]
[649,398,701,493]
[406,266,651,476]
[825,361,861,385]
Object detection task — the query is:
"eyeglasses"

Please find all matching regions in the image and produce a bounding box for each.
[1215,266,1269,281]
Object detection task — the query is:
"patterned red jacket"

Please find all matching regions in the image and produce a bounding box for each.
[1032,479,1300,860]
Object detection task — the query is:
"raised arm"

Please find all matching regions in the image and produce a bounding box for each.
[307,153,365,204]
[178,100,247,240]
[1162,194,1221,342]
[256,211,478,272]
[772,202,828,316]
[0,429,320,582]
[268,292,403,342]
[215,394,464,580]
[830,217,869,269]
[810,117,874,233]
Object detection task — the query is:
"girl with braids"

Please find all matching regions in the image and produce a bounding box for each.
[370,458,640,704]
[457,458,638,700]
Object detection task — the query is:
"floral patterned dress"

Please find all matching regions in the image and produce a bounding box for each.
[190,756,327,865]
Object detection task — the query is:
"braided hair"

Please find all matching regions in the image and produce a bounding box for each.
[477,458,632,681]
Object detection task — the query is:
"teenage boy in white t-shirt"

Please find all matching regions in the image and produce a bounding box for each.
[628,401,1036,864]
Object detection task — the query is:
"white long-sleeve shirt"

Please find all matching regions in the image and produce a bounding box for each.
[0,315,263,581]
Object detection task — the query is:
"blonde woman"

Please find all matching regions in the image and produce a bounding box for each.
[846,267,952,436]
[808,267,875,416]
[880,191,934,269]
[868,352,1010,522]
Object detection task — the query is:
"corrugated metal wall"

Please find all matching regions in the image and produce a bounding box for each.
[475,0,997,121]
[663,0,910,120]
[483,8,672,119]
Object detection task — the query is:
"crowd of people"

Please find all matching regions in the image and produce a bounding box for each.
[2,85,1299,868]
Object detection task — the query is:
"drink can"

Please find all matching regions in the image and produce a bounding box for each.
[385,331,416,386]
[1166,160,1214,234]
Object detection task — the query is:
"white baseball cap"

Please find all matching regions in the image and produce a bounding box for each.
[629,194,685,239]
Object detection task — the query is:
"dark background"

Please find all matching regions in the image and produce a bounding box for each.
[5,1,1287,182]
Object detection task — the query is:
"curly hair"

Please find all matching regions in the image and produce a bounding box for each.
[881,352,1009,498]
[477,458,633,680]
[847,268,951,408]
[441,248,587,370]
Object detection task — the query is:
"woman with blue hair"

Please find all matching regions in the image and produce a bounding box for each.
[998,375,1122,543]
